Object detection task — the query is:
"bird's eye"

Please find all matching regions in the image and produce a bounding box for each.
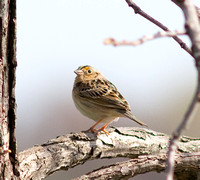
[88,69,92,73]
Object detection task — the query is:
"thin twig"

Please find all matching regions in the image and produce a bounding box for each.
[104,30,186,46]
[166,0,200,180]
[124,0,194,58]
[167,93,198,180]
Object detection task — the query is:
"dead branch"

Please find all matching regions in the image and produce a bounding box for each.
[104,30,186,46]
[167,1,200,180]
[73,153,200,180]
[121,0,193,57]
[17,127,200,179]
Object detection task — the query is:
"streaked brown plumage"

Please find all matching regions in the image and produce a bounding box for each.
[72,65,147,135]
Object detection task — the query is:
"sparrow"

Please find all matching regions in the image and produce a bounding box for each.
[72,65,147,135]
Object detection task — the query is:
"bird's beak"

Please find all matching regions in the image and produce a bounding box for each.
[74,69,84,76]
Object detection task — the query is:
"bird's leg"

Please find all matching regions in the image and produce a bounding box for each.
[89,118,105,133]
[98,124,110,135]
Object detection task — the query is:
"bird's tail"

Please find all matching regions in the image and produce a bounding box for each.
[124,111,148,127]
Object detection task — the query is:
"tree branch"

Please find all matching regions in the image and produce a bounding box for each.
[167,1,200,179]
[0,0,18,178]
[17,127,200,179]
[104,30,186,46]
[122,0,194,57]
[73,153,200,180]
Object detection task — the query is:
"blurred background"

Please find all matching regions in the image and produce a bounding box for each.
[16,0,200,179]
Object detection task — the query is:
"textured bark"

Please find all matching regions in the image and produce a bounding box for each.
[73,153,200,180]
[18,127,200,179]
[0,0,18,179]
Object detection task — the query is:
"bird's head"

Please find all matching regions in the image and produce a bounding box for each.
[74,65,102,82]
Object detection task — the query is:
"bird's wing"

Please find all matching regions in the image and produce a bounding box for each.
[76,79,131,111]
